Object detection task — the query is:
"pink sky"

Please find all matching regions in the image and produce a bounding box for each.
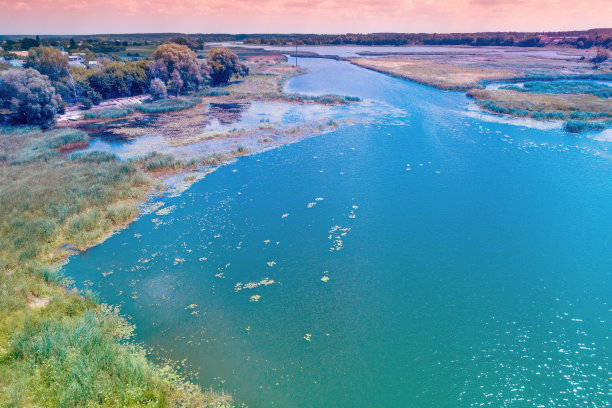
[0,0,610,35]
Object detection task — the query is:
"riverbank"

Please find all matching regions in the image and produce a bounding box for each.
[348,46,612,131]
[0,54,359,407]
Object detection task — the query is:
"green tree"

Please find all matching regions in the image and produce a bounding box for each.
[29,47,69,81]
[207,47,249,85]
[88,61,149,99]
[149,78,167,100]
[0,68,63,128]
[151,43,209,92]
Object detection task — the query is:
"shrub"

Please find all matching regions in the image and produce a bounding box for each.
[80,97,93,110]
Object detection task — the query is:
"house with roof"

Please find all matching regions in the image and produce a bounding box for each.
[68,54,85,67]
[8,59,25,67]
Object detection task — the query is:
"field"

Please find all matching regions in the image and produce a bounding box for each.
[0,125,236,407]
[350,47,612,128]
[350,56,515,90]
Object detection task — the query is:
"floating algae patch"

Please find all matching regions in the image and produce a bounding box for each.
[234,278,277,292]
[328,225,351,252]
[156,205,176,216]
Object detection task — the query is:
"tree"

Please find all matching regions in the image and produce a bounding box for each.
[207,47,249,85]
[151,43,209,92]
[88,61,149,99]
[592,48,610,64]
[20,37,40,50]
[0,68,63,128]
[169,70,183,96]
[149,78,167,100]
[29,47,69,81]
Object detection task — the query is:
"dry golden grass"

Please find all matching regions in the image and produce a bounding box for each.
[350,57,515,90]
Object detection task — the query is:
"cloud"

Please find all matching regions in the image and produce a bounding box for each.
[1,0,611,34]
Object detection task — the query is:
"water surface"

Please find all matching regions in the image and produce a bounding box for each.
[64,57,611,407]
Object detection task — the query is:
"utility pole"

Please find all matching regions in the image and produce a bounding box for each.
[295,41,298,67]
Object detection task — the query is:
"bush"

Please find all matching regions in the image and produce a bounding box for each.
[80,97,93,110]
[149,78,167,100]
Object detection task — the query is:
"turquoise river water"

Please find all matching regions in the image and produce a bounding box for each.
[63,58,611,407]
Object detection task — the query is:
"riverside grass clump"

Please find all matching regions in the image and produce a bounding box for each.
[501,80,612,98]
[84,106,135,120]
[257,92,361,104]
[137,151,187,172]
[0,125,233,407]
[0,268,233,408]
[134,97,202,114]
[563,119,608,133]
[0,127,90,165]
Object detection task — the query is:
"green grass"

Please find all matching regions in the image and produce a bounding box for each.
[134,97,202,114]
[502,80,612,98]
[563,120,608,133]
[136,152,186,172]
[71,151,119,163]
[197,88,231,97]
[0,125,232,407]
[257,92,361,104]
[84,107,135,120]
[0,127,90,165]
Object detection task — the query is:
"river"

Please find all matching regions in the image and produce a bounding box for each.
[63,57,611,407]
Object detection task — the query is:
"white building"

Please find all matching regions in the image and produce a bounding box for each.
[68,54,84,67]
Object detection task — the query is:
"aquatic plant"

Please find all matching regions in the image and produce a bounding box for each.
[563,120,607,133]
[134,97,202,114]
[1,127,89,164]
[263,92,361,104]
[71,150,118,163]
[198,88,231,97]
[501,80,612,98]
[569,111,611,120]
[84,106,135,120]
[136,151,185,171]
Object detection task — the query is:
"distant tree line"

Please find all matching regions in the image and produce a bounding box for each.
[240,30,612,49]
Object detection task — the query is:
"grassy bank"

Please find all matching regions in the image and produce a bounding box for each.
[468,87,612,131]
[0,126,232,408]
[349,57,515,91]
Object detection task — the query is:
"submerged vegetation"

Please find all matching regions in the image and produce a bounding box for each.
[0,126,233,407]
